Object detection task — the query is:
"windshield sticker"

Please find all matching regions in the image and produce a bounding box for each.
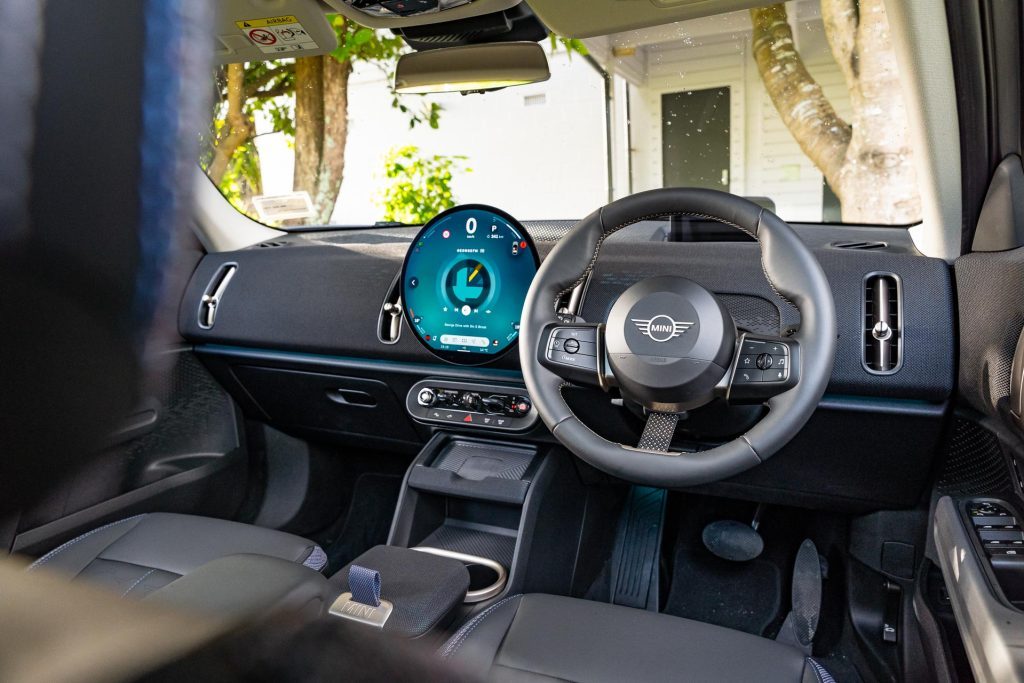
[252,191,315,222]
[236,16,319,54]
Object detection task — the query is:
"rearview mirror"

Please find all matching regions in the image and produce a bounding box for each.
[394,42,550,95]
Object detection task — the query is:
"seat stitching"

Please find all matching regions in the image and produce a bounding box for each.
[121,568,156,598]
[28,514,146,572]
[441,594,521,659]
[806,658,836,683]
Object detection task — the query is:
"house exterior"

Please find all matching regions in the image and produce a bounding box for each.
[260,0,860,225]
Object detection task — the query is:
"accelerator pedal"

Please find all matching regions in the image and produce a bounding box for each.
[776,539,824,653]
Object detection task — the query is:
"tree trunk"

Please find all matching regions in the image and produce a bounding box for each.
[293,56,351,225]
[751,5,851,188]
[826,0,921,224]
[751,2,920,224]
[207,63,253,185]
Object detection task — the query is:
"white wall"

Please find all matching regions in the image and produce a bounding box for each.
[254,3,860,225]
[333,48,609,224]
[619,5,854,222]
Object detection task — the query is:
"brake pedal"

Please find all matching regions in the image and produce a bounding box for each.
[776,539,823,653]
[702,503,766,562]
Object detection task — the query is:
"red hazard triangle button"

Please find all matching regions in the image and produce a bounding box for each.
[463,414,473,423]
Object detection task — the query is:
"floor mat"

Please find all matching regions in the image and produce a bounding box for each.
[662,498,801,636]
[319,472,402,574]
[664,544,782,635]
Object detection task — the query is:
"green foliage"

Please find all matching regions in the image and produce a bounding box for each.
[377,146,469,224]
[392,98,442,130]
[329,14,405,64]
[548,33,589,59]
[219,139,263,210]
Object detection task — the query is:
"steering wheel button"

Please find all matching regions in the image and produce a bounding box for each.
[755,353,773,370]
[550,350,597,369]
[739,355,757,368]
[741,340,767,355]
[764,369,787,382]
[734,369,763,384]
[553,327,596,342]
[564,338,580,354]
[772,355,787,368]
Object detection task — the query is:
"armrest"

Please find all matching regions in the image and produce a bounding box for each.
[934,496,1024,683]
[145,554,332,620]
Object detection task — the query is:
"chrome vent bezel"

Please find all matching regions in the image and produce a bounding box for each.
[862,271,903,375]
[197,262,238,330]
[377,271,404,345]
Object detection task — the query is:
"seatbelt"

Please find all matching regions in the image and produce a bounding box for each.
[0,0,44,244]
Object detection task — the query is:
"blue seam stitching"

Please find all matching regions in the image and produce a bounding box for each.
[807,658,833,683]
[442,594,520,659]
[121,568,156,598]
[28,515,146,571]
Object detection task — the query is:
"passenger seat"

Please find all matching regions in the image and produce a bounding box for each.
[27,513,327,599]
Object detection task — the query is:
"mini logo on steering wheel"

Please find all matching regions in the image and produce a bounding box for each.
[632,315,693,343]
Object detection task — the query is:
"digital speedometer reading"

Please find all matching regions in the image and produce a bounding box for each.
[401,205,538,364]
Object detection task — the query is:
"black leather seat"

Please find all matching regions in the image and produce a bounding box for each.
[442,594,835,683]
[27,513,327,599]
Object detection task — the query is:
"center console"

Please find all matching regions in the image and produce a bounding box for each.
[405,378,537,431]
[322,430,585,640]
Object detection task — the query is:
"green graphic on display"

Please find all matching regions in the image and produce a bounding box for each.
[401,206,538,362]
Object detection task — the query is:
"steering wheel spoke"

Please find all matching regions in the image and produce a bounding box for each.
[726,333,800,404]
[638,411,679,452]
[537,322,607,389]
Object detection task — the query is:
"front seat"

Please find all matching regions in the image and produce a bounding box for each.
[28,513,327,599]
[443,594,835,683]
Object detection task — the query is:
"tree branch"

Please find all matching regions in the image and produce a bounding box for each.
[207,63,253,184]
[250,81,294,101]
[243,63,295,99]
[821,0,859,93]
[750,4,851,187]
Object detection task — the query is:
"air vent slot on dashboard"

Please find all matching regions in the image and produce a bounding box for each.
[378,272,403,344]
[832,240,888,250]
[198,263,237,329]
[863,272,903,374]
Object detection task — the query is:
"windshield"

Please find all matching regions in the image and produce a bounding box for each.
[202,2,921,228]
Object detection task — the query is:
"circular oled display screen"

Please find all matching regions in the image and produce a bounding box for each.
[401,205,539,364]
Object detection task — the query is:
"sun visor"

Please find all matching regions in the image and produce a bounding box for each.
[215,0,338,64]
[528,0,769,39]
[322,0,520,30]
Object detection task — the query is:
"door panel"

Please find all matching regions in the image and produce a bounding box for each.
[13,348,250,557]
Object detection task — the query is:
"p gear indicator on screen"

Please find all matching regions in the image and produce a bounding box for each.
[401,205,539,365]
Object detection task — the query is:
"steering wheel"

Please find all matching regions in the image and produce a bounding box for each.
[519,188,836,487]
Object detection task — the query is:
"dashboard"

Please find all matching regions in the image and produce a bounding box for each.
[180,211,956,512]
[401,205,538,364]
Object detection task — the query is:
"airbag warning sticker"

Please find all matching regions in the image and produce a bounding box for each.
[236,16,319,54]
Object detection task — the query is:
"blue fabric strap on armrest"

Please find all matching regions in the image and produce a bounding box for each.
[349,564,382,607]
